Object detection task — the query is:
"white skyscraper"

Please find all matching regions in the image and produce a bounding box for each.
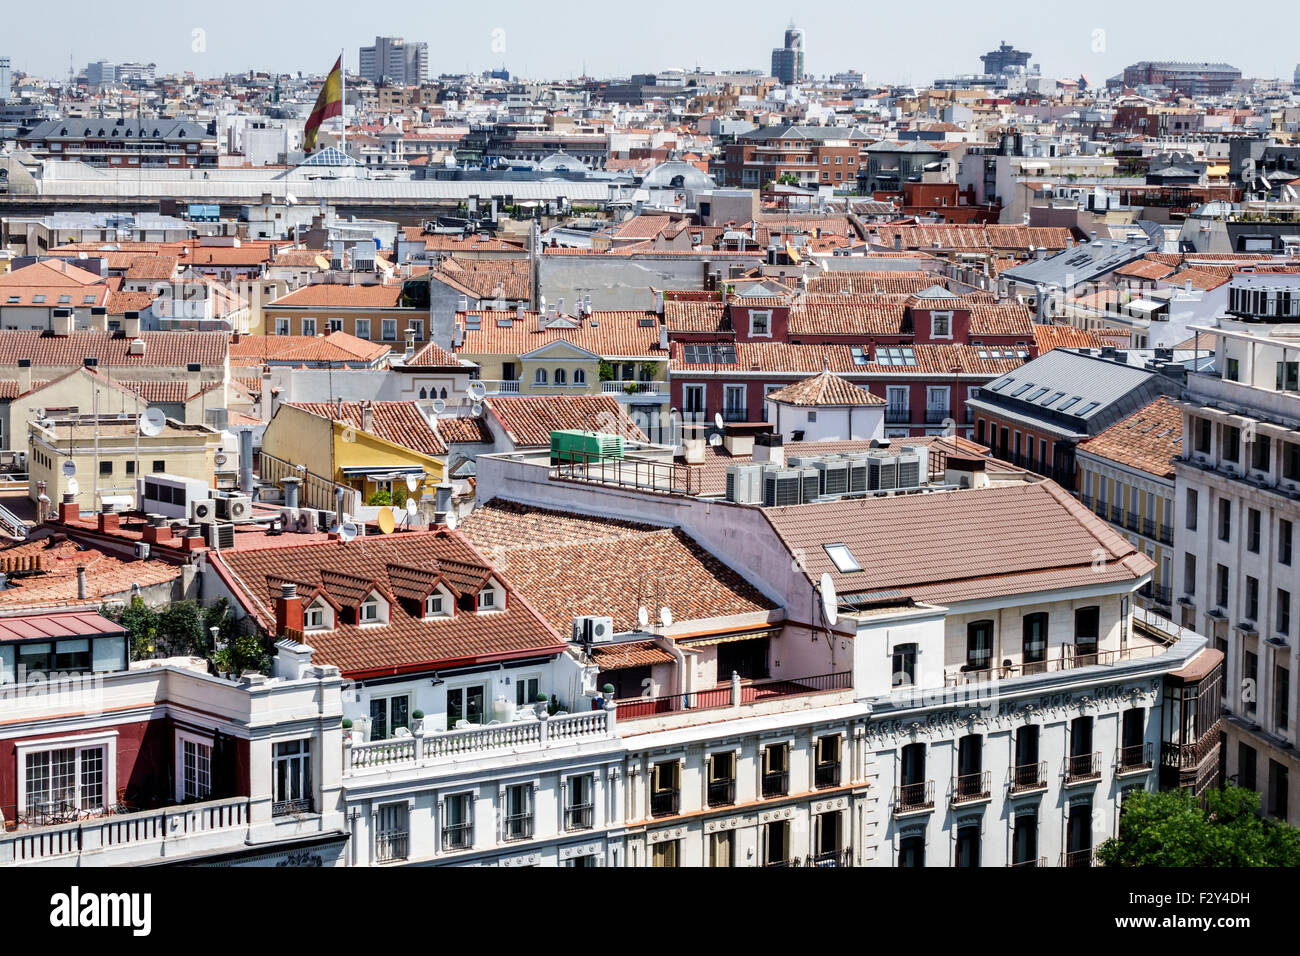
[0,57,12,101]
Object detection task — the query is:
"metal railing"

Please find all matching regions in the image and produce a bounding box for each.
[885,405,911,424]
[952,770,992,804]
[1008,856,1046,868]
[442,821,473,850]
[1158,523,1173,545]
[551,453,703,498]
[1009,761,1048,793]
[565,803,594,831]
[707,779,735,807]
[650,789,679,817]
[503,812,534,842]
[893,780,935,813]
[1116,742,1153,773]
[1125,511,1140,532]
[925,407,951,424]
[1064,752,1102,784]
[815,762,841,789]
[1142,517,1156,538]
[601,381,665,395]
[762,770,789,798]
[614,671,852,721]
[272,798,313,817]
[1110,505,1123,523]
[1062,848,1094,868]
[944,642,1167,687]
[375,830,409,863]
[0,500,28,541]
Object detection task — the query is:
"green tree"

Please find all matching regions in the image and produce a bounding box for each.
[117,595,159,660]
[1097,785,1300,867]
[214,629,271,677]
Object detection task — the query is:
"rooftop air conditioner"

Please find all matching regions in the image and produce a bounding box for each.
[868,455,898,491]
[847,456,869,494]
[215,494,252,521]
[189,497,217,523]
[799,467,820,503]
[725,463,765,504]
[896,452,922,488]
[572,615,615,644]
[134,541,150,560]
[763,469,802,507]
[814,459,850,497]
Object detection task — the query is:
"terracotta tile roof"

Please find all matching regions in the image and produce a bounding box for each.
[402,231,526,253]
[0,379,51,398]
[107,290,157,314]
[458,311,666,359]
[229,331,390,365]
[968,303,1035,337]
[664,299,728,333]
[0,258,106,289]
[212,531,564,675]
[613,215,677,241]
[123,256,179,280]
[284,401,446,456]
[270,250,330,268]
[788,300,907,336]
[436,416,494,444]
[1166,268,1229,291]
[805,271,942,294]
[0,537,182,610]
[431,257,531,300]
[764,481,1152,604]
[269,283,407,309]
[766,370,885,406]
[1032,324,1105,354]
[1171,331,1215,352]
[873,224,1072,253]
[590,640,675,668]
[459,499,776,632]
[0,331,228,369]
[485,395,647,447]
[1113,258,1175,281]
[404,341,463,368]
[1077,396,1182,478]
[670,341,1024,375]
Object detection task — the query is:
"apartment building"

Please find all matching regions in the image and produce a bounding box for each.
[264,282,428,345]
[720,125,870,190]
[1171,273,1300,824]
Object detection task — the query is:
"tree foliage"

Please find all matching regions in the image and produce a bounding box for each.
[106,596,268,674]
[1097,785,1300,867]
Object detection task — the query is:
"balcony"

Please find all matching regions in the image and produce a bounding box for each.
[815,762,841,789]
[1062,848,1095,868]
[442,821,473,851]
[885,404,911,424]
[480,379,521,394]
[944,640,1169,687]
[1007,856,1047,868]
[613,671,852,722]
[1125,511,1140,532]
[650,789,680,817]
[762,770,790,798]
[1116,742,1153,776]
[1064,752,1103,785]
[707,779,736,807]
[601,381,665,397]
[1110,505,1123,523]
[925,407,952,425]
[1009,761,1048,795]
[893,780,935,815]
[503,812,534,842]
[721,408,749,423]
[1078,493,1095,510]
[1142,517,1156,539]
[375,830,409,863]
[564,803,594,831]
[272,798,313,817]
[951,770,992,805]
[1158,523,1173,545]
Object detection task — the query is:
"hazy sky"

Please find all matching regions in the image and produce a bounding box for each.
[4,0,1294,86]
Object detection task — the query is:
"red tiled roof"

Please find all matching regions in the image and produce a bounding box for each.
[229,331,390,365]
[0,537,182,610]
[1077,396,1182,478]
[0,331,228,369]
[269,284,407,309]
[436,416,494,443]
[431,257,531,300]
[968,303,1034,337]
[404,340,463,368]
[107,290,157,314]
[284,401,446,456]
[1032,324,1105,354]
[123,256,179,280]
[805,271,941,294]
[485,395,648,447]
[766,370,885,406]
[670,341,1024,375]
[458,311,666,359]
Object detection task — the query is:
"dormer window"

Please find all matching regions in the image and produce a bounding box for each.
[360,596,381,623]
[424,593,446,618]
[750,310,771,337]
[304,600,329,630]
[477,588,497,610]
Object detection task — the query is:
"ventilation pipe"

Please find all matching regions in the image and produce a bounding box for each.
[238,428,254,494]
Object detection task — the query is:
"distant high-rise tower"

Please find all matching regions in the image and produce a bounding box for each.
[980,41,1031,75]
[0,57,10,101]
[771,23,805,84]
[359,36,428,86]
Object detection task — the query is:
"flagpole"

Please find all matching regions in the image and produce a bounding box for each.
[339,49,346,160]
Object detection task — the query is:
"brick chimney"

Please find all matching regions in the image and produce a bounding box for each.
[97,511,120,533]
[274,582,304,635]
[58,493,80,523]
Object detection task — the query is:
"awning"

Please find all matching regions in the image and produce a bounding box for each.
[591,640,674,669]
[677,626,781,648]
[339,465,428,478]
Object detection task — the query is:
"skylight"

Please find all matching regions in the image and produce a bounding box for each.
[876,346,917,366]
[1028,387,1049,402]
[988,378,1012,391]
[1058,396,1081,412]
[1011,382,1034,397]
[1078,401,1100,415]
[824,543,862,573]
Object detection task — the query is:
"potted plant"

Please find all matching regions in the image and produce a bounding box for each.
[341,718,353,744]
[623,381,638,395]
[547,694,561,716]
[411,710,425,733]
[534,692,550,719]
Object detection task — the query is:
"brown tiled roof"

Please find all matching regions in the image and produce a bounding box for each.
[212,531,564,675]
[764,481,1152,604]
[436,415,494,444]
[459,499,776,632]
[1032,324,1105,354]
[805,271,940,294]
[0,537,181,610]
[269,284,407,309]
[432,257,531,300]
[123,256,179,280]
[590,640,675,669]
[1077,396,1182,478]
[1114,259,1175,281]
[107,290,157,314]
[0,331,228,369]
[788,300,907,336]
[613,215,676,241]
[664,300,728,333]
[766,370,885,406]
[284,401,446,456]
[229,331,390,365]
[968,303,1034,337]
[404,341,463,368]
[670,341,1024,375]
[458,311,666,358]
[485,395,647,447]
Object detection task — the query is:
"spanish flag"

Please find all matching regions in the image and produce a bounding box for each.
[303,56,343,152]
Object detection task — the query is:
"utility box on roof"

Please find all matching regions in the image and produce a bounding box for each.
[550,430,625,465]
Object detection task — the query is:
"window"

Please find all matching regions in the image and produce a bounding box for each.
[504,783,533,841]
[1216,564,1230,610]
[1022,612,1048,674]
[554,368,567,386]
[763,819,790,866]
[708,829,734,867]
[565,773,594,831]
[24,744,106,815]
[180,736,211,801]
[651,760,680,816]
[272,739,312,815]
[355,318,371,340]
[152,460,165,473]
[1248,508,1261,553]
[1184,553,1196,596]
[762,742,790,797]
[304,601,326,630]
[1185,489,1198,531]
[275,317,290,335]
[824,543,861,572]
[328,318,344,333]
[1277,666,1292,735]
[369,693,409,741]
[573,368,586,386]
[956,823,980,868]
[514,674,540,707]
[359,596,381,623]
[1286,444,1300,482]
[1277,361,1299,392]
[1238,743,1257,792]
[1281,519,1294,565]
[898,834,925,867]
[447,683,486,728]
[374,802,409,862]
[477,588,496,610]
[1269,761,1289,819]
[931,312,952,338]
[99,460,112,476]
[1074,606,1099,664]
[1194,418,1211,453]
[442,792,473,849]
[301,317,317,337]
[1218,498,1232,542]
[892,643,917,687]
[1223,426,1240,463]
[652,839,680,867]
[749,310,771,336]
[126,461,135,475]
[876,346,918,366]
[1244,651,1258,717]
[965,620,993,671]
[382,319,398,341]
[1252,435,1271,473]
[1226,358,1240,381]
[1246,576,1259,621]
[534,368,548,385]
[815,734,841,789]
[708,750,736,806]
[814,810,843,862]
[424,593,445,618]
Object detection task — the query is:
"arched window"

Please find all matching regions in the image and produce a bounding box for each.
[439,387,447,399]
[418,388,428,399]
[534,368,547,385]
[554,368,567,386]
[573,368,586,386]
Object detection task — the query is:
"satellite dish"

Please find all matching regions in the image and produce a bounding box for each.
[637,606,649,629]
[445,511,458,530]
[659,606,673,629]
[338,521,358,542]
[377,508,395,534]
[708,433,722,446]
[61,460,77,477]
[139,408,166,437]
[405,498,419,517]
[471,402,483,417]
[467,381,487,402]
[66,477,80,496]
[214,453,228,466]
[713,412,724,430]
[819,572,838,627]
[405,473,420,493]
[432,398,446,414]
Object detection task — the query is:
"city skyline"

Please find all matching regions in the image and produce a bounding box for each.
[1,0,1294,86]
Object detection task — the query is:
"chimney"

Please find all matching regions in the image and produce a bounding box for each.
[90,305,108,332]
[123,310,141,338]
[557,297,566,317]
[1035,246,1046,260]
[17,358,31,396]
[894,234,902,251]
[183,524,206,552]
[335,397,344,421]
[128,337,146,356]
[516,302,525,322]
[273,581,304,635]
[753,431,785,467]
[281,477,302,510]
[58,493,79,523]
[52,308,74,336]
[539,309,548,332]
[404,326,416,359]
[658,323,668,350]
[186,362,201,398]
[360,400,373,433]
[655,290,664,315]
[141,513,170,544]
[97,511,120,533]
[76,566,87,600]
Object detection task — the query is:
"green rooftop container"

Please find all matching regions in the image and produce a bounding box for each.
[550,430,626,465]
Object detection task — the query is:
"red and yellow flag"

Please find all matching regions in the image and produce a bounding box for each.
[303,56,343,152]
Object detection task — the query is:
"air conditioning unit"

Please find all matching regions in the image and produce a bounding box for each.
[206,522,236,550]
[763,469,802,507]
[725,463,765,504]
[847,456,869,494]
[134,541,150,560]
[868,455,898,490]
[215,494,252,521]
[814,459,850,497]
[189,497,217,523]
[896,452,922,488]
[572,615,615,644]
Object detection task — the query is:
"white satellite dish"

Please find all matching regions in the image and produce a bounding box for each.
[432,398,446,414]
[66,477,80,496]
[405,473,420,493]
[819,572,838,627]
[445,511,458,530]
[708,433,722,446]
[405,498,419,517]
[659,606,673,629]
[637,606,649,629]
[139,407,166,437]
[61,460,77,478]
[471,402,483,418]
[338,521,358,542]
[467,381,487,402]
[713,412,724,430]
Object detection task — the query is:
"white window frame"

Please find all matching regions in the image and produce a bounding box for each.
[931,311,953,339]
[275,317,290,336]
[424,591,448,618]
[359,595,382,624]
[301,316,317,337]
[175,729,213,803]
[15,730,118,816]
[381,318,398,341]
[514,672,542,706]
[749,310,772,338]
[355,318,371,340]
[374,800,411,863]
[271,738,313,811]
[477,587,498,610]
[328,317,344,333]
[304,600,328,630]
[683,384,705,414]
